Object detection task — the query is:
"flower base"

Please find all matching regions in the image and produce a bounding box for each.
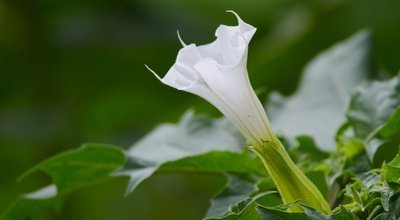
[252,139,331,214]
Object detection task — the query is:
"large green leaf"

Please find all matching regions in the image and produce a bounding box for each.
[1,144,125,220]
[159,151,264,176]
[115,111,264,195]
[347,75,400,163]
[127,110,244,161]
[347,74,400,139]
[116,150,263,195]
[268,30,373,150]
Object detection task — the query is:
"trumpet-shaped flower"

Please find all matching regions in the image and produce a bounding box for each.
[147,11,331,214]
[147,11,275,148]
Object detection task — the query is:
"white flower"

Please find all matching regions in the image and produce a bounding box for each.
[147,11,274,147]
[147,12,332,214]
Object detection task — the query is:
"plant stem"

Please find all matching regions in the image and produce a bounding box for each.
[252,138,331,214]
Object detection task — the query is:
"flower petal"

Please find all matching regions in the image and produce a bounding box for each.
[149,11,272,146]
[176,44,202,66]
[193,58,269,146]
[196,11,256,67]
[225,10,256,42]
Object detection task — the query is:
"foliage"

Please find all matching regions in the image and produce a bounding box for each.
[268,30,373,151]
[1,144,125,220]
[2,29,400,220]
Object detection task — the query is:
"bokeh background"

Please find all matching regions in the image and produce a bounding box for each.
[1,0,400,219]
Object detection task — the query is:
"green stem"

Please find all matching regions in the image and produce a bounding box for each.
[252,139,331,214]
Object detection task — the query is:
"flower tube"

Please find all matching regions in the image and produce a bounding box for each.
[147,11,331,214]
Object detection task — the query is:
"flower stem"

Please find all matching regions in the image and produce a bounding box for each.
[252,138,331,214]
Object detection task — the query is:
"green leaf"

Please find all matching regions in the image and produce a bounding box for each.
[117,150,262,196]
[385,154,400,184]
[204,174,259,219]
[364,107,400,165]
[345,74,400,164]
[160,151,264,176]
[371,195,400,219]
[369,108,400,165]
[1,144,125,220]
[206,192,278,220]
[257,206,307,220]
[347,75,400,139]
[268,30,373,151]
[380,108,400,138]
[329,207,359,220]
[292,136,330,161]
[257,205,357,220]
[380,187,395,211]
[115,111,256,195]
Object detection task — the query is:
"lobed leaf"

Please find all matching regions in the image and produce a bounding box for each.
[268,30,373,151]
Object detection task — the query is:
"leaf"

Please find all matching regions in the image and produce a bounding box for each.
[1,144,125,220]
[268,30,373,151]
[204,174,259,219]
[347,75,400,139]
[257,205,357,220]
[257,206,307,220]
[345,74,400,164]
[329,207,359,220]
[362,105,400,164]
[206,192,278,220]
[385,154,400,185]
[371,195,400,219]
[115,149,263,195]
[380,187,395,211]
[115,111,259,195]
[293,136,330,161]
[380,108,400,138]
[160,151,264,176]
[127,110,244,162]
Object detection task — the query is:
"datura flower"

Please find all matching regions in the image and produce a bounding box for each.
[147,11,331,214]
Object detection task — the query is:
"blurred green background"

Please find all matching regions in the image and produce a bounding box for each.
[1,0,399,219]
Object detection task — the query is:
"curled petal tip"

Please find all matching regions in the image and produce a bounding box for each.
[226,10,242,24]
[145,64,162,81]
[177,30,187,47]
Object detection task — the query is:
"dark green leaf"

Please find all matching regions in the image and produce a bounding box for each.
[385,154,400,184]
[330,206,359,220]
[205,174,259,219]
[371,195,400,219]
[380,108,400,138]
[258,205,357,220]
[1,144,125,220]
[292,136,330,161]
[364,106,400,164]
[206,192,278,220]
[380,187,395,211]
[347,75,400,139]
[257,206,307,220]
